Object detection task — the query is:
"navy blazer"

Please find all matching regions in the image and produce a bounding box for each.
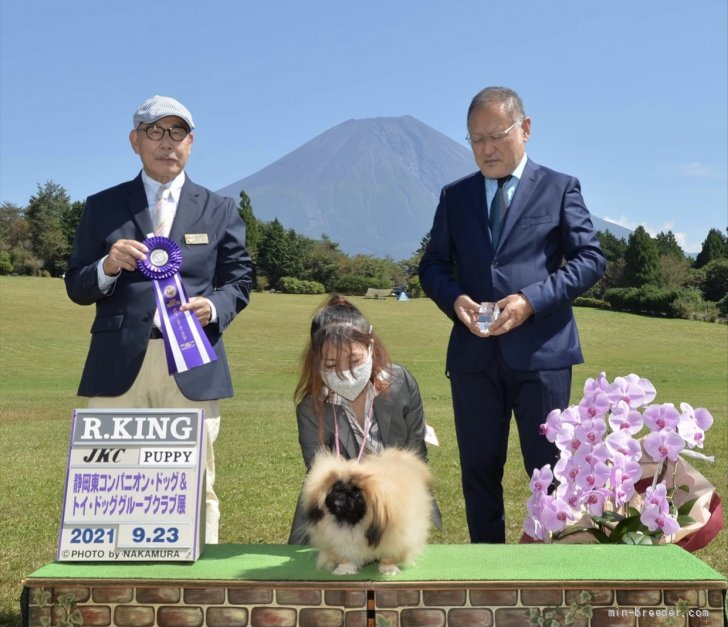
[65,173,253,400]
[419,159,606,373]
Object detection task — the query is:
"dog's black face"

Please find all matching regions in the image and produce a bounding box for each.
[324,480,367,526]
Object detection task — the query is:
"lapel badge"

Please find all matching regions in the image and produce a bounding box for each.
[184,233,209,245]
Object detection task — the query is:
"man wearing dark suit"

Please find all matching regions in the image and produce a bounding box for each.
[65,95,253,543]
[419,87,606,543]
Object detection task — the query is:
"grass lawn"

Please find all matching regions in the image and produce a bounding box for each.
[1,276,726,624]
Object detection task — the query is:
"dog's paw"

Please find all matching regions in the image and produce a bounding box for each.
[332,562,359,575]
[378,563,400,576]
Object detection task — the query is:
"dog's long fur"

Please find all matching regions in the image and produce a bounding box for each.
[301,448,432,575]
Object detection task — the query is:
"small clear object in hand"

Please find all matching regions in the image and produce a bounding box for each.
[477,302,499,332]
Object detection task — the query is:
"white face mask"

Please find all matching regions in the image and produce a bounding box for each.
[322,352,373,401]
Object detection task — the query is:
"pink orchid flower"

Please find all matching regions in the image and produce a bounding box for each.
[608,456,642,508]
[529,465,554,494]
[540,405,581,442]
[643,430,685,463]
[578,418,608,446]
[572,441,609,467]
[643,483,670,514]
[611,478,636,509]
[540,496,579,533]
[556,422,599,455]
[553,455,575,484]
[680,403,713,431]
[607,400,644,434]
[678,403,713,449]
[677,419,704,449]
[643,403,681,432]
[575,461,610,492]
[640,501,680,536]
[605,430,642,461]
[583,371,610,396]
[526,372,715,545]
[583,488,611,516]
[612,455,643,484]
[539,408,564,442]
[578,391,610,420]
[560,406,582,425]
[526,490,545,516]
[605,375,656,409]
[624,374,656,398]
[641,510,680,536]
[524,510,549,541]
[554,423,577,453]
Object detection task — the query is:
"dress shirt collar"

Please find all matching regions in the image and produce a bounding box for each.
[485,153,528,185]
[484,153,528,207]
[141,169,186,205]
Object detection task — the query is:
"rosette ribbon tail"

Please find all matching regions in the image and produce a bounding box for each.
[137,237,218,374]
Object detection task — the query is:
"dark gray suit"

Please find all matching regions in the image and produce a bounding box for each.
[288,363,442,544]
[65,173,252,400]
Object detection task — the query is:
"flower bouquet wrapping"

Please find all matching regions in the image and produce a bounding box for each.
[523,373,723,549]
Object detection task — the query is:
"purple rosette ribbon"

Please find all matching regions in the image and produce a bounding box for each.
[137,236,217,374]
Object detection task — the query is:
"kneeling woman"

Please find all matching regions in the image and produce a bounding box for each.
[288,294,442,543]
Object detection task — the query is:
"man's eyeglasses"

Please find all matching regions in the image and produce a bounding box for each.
[138,125,190,142]
[466,118,523,147]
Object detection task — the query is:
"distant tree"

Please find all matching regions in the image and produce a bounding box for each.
[287,227,312,279]
[24,181,71,276]
[256,219,286,288]
[586,230,628,297]
[331,273,371,296]
[660,255,691,290]
[237,190,261,287]
[702,259,728,302]
[655,231,684,258]
[62,200,85,252]
[278,276,325,295]
[256,219,309,289]
[237,190,260,256]
[345,254,399,288]
[596,230,627,263]
[406,274,423,298]
[0,202,41,275]
[589,257,625,298]
[13,248,44,275]
[416,232,431,256]
[623,226,662,287]
[695,228,728,269]
[301,235,347,291]
[0,202,31,270]
[0,251,12,274]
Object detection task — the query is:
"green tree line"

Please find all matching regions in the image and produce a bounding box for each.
[580,226,728,320]
[0,182,83,276]
[2,182,726,320]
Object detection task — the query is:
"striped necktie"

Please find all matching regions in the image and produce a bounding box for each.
[152,187,173,237]
[489,176,511,248]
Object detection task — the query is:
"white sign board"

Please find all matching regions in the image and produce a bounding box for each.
[57,409,206,561]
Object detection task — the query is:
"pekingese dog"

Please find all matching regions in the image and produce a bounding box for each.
[301,448,432,575]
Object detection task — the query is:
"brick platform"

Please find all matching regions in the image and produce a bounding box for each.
[22,545,728,626]
[22,580,727,626]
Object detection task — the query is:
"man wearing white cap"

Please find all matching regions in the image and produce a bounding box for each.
[65,95,253,543]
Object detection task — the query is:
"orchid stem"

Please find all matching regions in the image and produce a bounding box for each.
[651,460,664,489]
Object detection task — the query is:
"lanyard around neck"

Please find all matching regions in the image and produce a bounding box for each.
[333,388,375,463]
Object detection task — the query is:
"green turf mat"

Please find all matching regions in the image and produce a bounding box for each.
[26,544,727,583]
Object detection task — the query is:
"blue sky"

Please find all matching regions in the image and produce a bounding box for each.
[1,0,725,253]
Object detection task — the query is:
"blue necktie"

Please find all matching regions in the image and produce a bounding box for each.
[489,176,511,248]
